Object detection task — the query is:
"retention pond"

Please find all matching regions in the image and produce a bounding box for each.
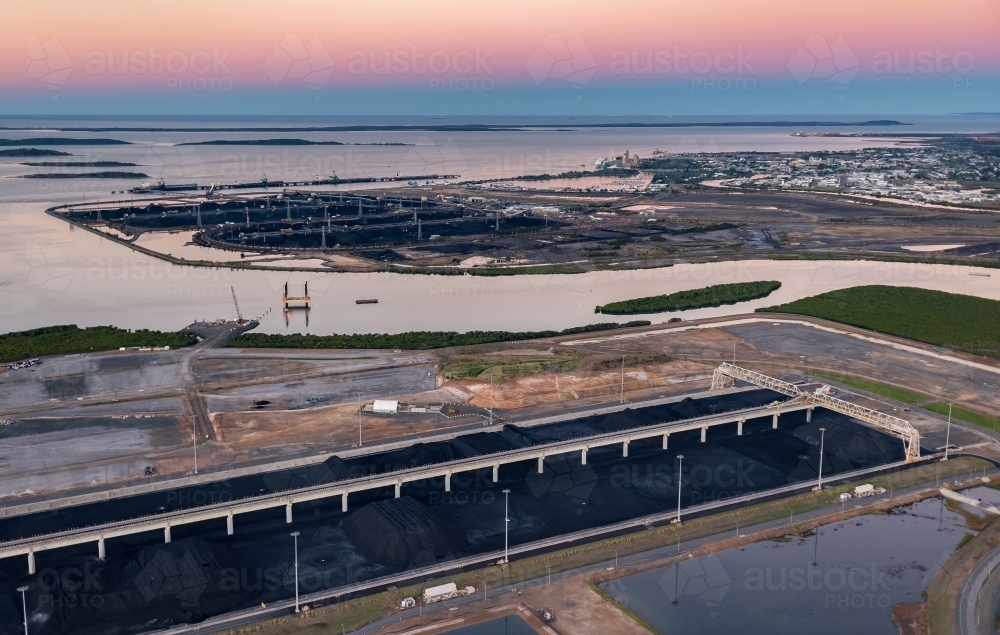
[602,497,972,634]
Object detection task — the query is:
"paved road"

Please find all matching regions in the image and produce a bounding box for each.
[958,537,1000,635]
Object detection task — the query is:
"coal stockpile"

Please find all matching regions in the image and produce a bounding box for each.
[56,193,453,236]
[228,215,561,250]
[0,390,790,542]
[341,497,465,568]
[355,249,408,262]
[6,539,254,635]
[55,192,567,253]
[0,391,908,634]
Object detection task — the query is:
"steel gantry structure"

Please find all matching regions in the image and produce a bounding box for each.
[710,363,921,462]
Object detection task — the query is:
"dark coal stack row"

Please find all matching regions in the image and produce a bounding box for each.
[27,539,250,635]
[341,497,466,569]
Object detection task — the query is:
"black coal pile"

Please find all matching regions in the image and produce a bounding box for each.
[792,419,902,467]
[341,497,466,568]
[27,539,251,635]
[261,456,354,492]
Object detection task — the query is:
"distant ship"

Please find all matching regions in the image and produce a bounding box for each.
[356,299,378,304]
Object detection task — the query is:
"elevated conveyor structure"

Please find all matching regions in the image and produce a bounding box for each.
[710,362,921,462]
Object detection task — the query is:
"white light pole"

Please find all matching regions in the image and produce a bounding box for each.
[817,427,826,490]
[18,585,28,635]
[192,420,198,474]
[502,488,511,563]
[489,371,495,426]
[620,356,625,404]
[944,404,952,461]
[676,455,684,523]
[290,531,301,612]
[358,393,363,447]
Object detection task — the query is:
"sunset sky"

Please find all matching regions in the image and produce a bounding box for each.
[2,0,998,115]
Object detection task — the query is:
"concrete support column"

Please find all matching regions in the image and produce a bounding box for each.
[98,538,106,560]
[701,427,707,442]
[285,503,293,524]
[737,420,744,436]
[623,441,629,458]
[395,482,401,498]
[773,413,779,429]
[164,526,171,544]
[806,408,813,423]
[227,514,234,536]
[581,448,587,465]
[492,464,499,482]
[28,551,35,575]
[663,433,669,449]
[537,456,544,474]
[342,493,348,513]
[445,473,452,492]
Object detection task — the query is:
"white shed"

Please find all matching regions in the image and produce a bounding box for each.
[373,400,399,414]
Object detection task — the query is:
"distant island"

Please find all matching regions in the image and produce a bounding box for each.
[179,139,344,146]
[22,161,138,167]
[0,148,72,157]
[178,139,411,146]
[21,171,148,179]
[0,138,130,145]
[0,121,909,133]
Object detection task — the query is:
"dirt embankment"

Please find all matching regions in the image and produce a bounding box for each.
[447,360,713,410]
[890,602,925,635]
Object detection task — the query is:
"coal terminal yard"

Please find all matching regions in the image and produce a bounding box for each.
[0,388,909,635]
[50,190,564,255]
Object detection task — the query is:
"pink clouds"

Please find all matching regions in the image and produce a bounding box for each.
[1,0,997,91]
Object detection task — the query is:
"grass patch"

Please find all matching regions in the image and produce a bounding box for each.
[924,402,1000,431]
[442,349,582,381]
[596,281,781,315]
[587,580,660,634]
[228,321,650,351]
[0,325,197,363]
[587,353,672,371]
[806,369,928,404]
[762,285,1000,358]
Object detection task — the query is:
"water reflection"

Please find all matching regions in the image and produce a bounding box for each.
[603,498,968,634]
[440,614,536,635]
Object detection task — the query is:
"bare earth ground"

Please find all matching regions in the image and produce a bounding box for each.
[6,314,1000,502]
[448,359,713,410]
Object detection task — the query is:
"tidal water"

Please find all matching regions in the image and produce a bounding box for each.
[3,115,1000,335]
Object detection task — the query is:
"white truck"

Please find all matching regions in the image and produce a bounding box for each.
[853,484,886,499]
[421,582,476,604]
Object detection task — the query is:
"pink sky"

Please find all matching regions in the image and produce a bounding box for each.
[3,0,998,90]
